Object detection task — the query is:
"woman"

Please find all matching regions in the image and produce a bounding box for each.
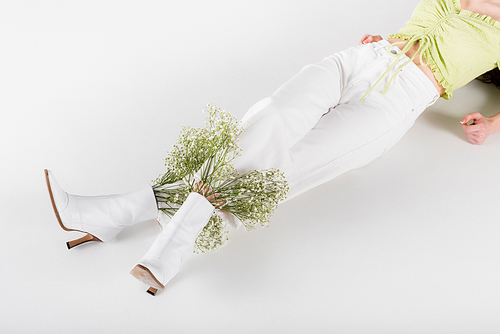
[45,0,500,295]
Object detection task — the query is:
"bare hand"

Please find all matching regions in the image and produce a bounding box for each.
[358,34,383,46]
[194,181,226,208]
[460,112,494,145]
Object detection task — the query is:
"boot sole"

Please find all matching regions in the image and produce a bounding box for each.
[130,264,165,296]
[44,169,102,247]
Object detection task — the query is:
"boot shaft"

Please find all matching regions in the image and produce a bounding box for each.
[137,192,215,286]
[46,170,158,242]
[65,186,158,229]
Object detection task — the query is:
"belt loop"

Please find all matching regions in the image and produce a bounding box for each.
[426,91,440,107]
[374,40,389,51]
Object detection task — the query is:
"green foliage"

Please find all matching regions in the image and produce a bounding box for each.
[153,104,288,253]
[194,215,228,254]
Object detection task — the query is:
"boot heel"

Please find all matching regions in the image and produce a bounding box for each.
[66,233,102,249]
[130,264,164,296]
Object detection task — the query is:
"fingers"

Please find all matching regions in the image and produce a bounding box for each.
[359,34,383,46]
[461,113,488,145]
[462,122,484,135]
[358,34,371,45]
[206,193,226,207]
[465,131,486,145]
[460,112,483,125]
[195,180,210,196]
[195,181,227,207]
[206,192,219,202]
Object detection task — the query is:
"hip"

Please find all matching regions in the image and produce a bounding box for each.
[327,40,440,109]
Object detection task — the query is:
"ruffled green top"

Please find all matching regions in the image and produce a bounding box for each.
[361,0,500,101]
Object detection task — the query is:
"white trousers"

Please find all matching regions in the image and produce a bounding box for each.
[233,40,440,202]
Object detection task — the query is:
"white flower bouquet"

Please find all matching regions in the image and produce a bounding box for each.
[153,104,289,253]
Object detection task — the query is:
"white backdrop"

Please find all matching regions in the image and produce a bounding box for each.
[2,0,500,333]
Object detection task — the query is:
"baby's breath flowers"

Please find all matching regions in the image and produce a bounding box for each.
[194,215,229,254]
[153,104,288,253]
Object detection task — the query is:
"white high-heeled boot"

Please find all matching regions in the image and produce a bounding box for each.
[44,169,158,248]
[130,192,214,295]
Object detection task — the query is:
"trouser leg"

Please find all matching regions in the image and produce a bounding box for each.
[234,56,345,173]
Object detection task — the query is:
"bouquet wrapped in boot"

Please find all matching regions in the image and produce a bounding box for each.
[130,104,288,295]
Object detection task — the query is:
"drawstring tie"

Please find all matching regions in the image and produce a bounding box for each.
[359,35,430,102]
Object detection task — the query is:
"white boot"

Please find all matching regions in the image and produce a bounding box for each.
[44,169,158,248]
[130,192,214,295]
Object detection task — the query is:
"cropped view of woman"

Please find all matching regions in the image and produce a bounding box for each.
[3,0,500,332]
[45,0,500,296]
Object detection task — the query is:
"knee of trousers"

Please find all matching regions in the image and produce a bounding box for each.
[242,96,294,130]
[234,120,292,174]
[241,97,273,125]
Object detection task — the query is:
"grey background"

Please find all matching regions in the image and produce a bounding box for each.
[2,0,500,332]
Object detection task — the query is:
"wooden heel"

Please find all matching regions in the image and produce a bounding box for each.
[66,233,102,249]
[130,264,165,296]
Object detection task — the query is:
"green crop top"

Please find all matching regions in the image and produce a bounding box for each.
[360,0,500,102]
